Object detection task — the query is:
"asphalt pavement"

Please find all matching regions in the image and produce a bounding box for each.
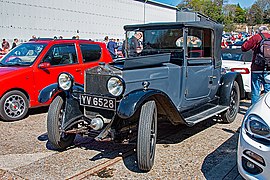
[0,101,250,179]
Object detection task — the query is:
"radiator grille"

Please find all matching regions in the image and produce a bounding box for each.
[85,73,111,96]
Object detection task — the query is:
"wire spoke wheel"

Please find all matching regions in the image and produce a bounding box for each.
[47,96,75,150]
[228,88,237,118]
[137,100,157,171]
[221,81,240,123]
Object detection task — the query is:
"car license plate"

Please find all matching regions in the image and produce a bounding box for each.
[80,94,116,111]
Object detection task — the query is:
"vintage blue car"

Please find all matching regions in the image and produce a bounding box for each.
[39,12,245,171]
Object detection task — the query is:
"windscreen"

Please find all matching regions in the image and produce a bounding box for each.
[0,43,46,66]
[126,28,184,60]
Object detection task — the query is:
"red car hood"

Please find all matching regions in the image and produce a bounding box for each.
[0,66,28,76]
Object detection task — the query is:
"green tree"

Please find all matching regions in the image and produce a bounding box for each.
[255,0,270,23]
[255,0,270,11]
[203,0,224,22]
[177,0,224,22]
[247,4,263,25]
[263,9,270,23]
[234,4,246,23]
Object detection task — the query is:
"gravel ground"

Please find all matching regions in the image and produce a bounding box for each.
[0,101,250,179]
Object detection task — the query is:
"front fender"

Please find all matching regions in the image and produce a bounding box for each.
[117,89,186,125]
[219,72,244,106]
[38,83,60,103]
[38,83,84,103]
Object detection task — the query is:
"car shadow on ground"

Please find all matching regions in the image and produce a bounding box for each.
[122,119,219,172]
[28,106,49,115]
[201,128,242,180]
[36,100,250,174]
[0,106,49,122]
[37,117,219,173]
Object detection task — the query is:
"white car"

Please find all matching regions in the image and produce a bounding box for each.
[238,90,270,179]
[222,49,253,98]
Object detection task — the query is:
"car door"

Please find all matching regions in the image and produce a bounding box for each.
[184,27,214,102]
[78,43,105,74]
[33,43,83,102]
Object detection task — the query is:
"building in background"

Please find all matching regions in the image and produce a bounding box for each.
[0,0,177,43]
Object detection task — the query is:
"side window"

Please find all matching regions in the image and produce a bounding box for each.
[43,44,78,66]
[187,28,213,58]
[80,44,101,63]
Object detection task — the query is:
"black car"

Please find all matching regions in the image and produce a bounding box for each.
[39,11,244,171]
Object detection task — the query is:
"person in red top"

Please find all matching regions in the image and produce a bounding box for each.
[221,38,228,48]
[238,32,242,40]
[242,26,270,104]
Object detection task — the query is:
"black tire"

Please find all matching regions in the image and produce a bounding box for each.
[245,92,251,100]
[137,101,157,171]
[0,90,29,121]
[221,81,240,123]
[47,96,75,150]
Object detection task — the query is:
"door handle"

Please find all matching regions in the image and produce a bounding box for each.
[75,69,81,72]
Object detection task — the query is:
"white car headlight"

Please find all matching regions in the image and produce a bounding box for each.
[265,74,270,84]
[107,77,124,97]
[245,114,270,139]
[58,73,73,91]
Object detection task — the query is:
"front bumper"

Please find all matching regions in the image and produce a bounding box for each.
[237,128,270,180]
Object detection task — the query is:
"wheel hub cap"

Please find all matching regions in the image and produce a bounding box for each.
[4,95,25,118]
[11,102,19,111]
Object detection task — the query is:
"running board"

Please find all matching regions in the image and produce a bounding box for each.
[183,104,229,126]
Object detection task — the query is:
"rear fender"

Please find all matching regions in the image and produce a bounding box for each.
[219,72,244,106]
[117,89,186,125]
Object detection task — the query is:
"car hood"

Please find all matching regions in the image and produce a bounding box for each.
[0,66,28,76]
[265,92,270,108]
[247,92,270,125]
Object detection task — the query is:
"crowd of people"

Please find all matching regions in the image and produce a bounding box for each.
[0,35,126,58]
[103,36,124,59]
[221,31,250,48]
[241,26,270,104]
[220,26,270,105]
[0,38,19,54]
[1,25,270,105]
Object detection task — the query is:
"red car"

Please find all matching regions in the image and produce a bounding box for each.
[0,38,112,121]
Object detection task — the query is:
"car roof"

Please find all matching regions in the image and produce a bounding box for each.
[124,21,223,32]
[26,38,104,45]
[124,21,223,66]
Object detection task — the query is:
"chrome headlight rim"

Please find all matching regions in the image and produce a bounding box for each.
[106,76,125,97]
[58,72,74,91]
[244,114,270,141]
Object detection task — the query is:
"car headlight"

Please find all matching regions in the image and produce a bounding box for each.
[58,73,73,91]
[107,76,124,97]
[245,114,270,144]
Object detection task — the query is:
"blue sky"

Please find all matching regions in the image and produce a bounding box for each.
[228,0,256,8]
[155,0,256,8]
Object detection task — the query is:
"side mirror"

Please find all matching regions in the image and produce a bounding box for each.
[39,62,51,69]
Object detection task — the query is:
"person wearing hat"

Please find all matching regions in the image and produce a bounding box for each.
[242,26,270,104]
[128,32,143,57]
